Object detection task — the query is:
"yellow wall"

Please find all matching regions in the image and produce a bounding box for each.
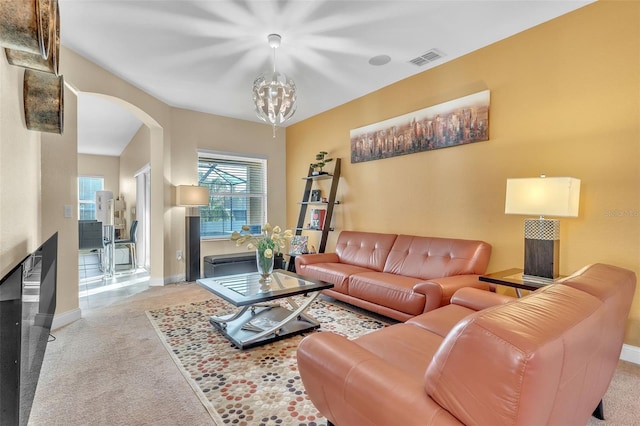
[286,1,640,345]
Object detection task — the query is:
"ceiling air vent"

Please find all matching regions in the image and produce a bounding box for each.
[409,49,445,66]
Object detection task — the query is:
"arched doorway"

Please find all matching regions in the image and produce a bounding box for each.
[76,92,159,306]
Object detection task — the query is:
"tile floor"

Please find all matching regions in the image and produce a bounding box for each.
[79,252,150,311]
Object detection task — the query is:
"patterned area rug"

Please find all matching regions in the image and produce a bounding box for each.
[146,296,391,426]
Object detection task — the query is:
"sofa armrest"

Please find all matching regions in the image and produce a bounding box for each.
[295,253,340,274]
[450,287,515,311]
[295,253,340,268]
[413,275,491,313]
[297,332,463,426]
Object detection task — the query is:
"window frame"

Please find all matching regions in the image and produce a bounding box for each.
[77,175,104,221]
[197,150,268,241]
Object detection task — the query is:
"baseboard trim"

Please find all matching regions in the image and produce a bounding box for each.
[620,344,640,365]
[149,274,185,286]
[149,277,166,286]
[51,308,81,331]
[168,273,186,284]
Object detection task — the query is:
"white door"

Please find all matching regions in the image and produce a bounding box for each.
[135,165,151,270]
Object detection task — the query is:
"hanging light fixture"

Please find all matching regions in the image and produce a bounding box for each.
[252,33,297,137]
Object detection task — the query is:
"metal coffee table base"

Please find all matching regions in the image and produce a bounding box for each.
[209,293,322,349]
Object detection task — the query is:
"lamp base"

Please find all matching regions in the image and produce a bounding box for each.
[523,218,560,279]
[185,211,201,282]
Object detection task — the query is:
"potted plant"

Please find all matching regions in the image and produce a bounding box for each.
[311,151,333,175]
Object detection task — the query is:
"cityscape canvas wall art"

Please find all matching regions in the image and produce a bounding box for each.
[350,90,490,163]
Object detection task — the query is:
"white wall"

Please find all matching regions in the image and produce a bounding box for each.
[168,108,287,279]
[22,46,287,323]
[78,154,120,197]
[0,54,41,276]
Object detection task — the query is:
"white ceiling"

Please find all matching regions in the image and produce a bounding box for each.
[77,94,143,156]
[62,0,594,156]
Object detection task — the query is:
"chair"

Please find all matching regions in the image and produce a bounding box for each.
[78,220,105,278]
[115,220,138,270]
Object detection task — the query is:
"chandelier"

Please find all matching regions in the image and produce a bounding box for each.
[252,34,297,137]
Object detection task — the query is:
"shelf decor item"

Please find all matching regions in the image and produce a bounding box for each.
[311,151,332,175]
[289,235,308,255]
[231,223,293,283]
[310,209,326,230]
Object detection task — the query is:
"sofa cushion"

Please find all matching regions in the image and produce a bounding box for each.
[383,235,491,279]
[448,286,515,311]
[297,332,462,426]
[354,323,443,378]
[348,271,426,316]
[335,231,398,272]
[406,288,516,337]
[299,262,372,294]
[406,304,477,338]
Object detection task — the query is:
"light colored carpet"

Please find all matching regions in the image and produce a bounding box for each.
[28,282,640,425]
[146,296,390,425]
[29,283,216,426]
[587,360,640,426]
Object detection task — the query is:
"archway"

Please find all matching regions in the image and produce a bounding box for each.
[62,78,167,287]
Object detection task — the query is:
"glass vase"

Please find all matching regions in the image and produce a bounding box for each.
[256,249,274,283]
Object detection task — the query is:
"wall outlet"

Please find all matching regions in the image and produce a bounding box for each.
[176,250,183,261]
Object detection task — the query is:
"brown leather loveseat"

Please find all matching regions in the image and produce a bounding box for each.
[297,263,636,425]
[295,231,492,321]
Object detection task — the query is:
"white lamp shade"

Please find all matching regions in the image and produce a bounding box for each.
[176,185,210,206]
[505,177,580,217]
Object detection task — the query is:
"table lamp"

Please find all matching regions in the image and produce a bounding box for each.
[505,176,580,280]
[176,185,210,282]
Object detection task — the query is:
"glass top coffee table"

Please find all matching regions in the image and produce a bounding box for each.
[196,270,333,349]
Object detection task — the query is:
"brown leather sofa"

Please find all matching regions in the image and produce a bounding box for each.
[297,263,636,426]
[295,231,492,321]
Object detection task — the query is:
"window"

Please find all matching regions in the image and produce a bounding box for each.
[198,152,267,239]
[78,176,104,220]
